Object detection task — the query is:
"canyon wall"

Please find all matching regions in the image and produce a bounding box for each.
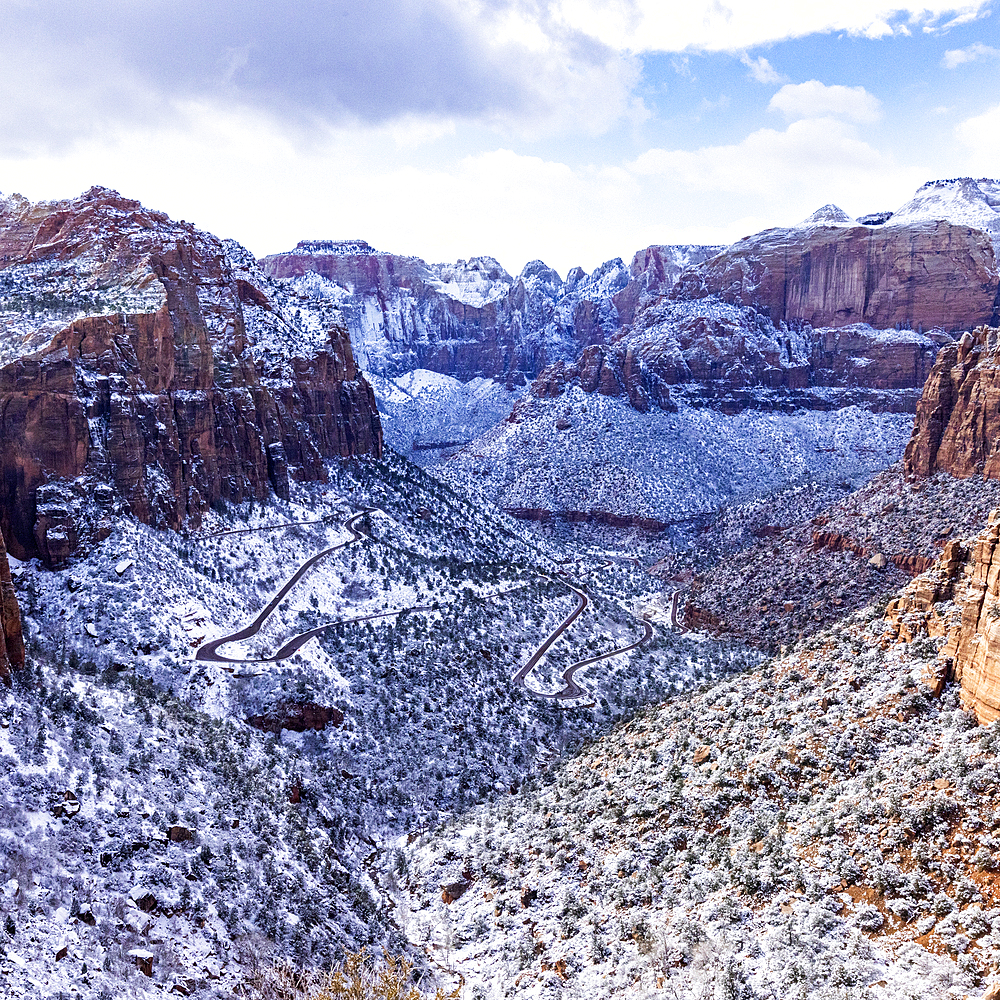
[261,240,721,384]
[0,525,24,683]
[673,219,999,333]
[0,187,382,565]
[885,512,1000,723]
[903,325,1000,480]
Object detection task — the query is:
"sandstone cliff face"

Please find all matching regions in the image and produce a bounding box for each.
[0,525,24,684]
[0,188,382,564]
[535,296,943,414]
[903,325,1000,480]
[672,219,998,333]
[611,244,724,328]
[885,511,1000,723]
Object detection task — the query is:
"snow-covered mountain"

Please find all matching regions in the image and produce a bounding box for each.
[260,240,720,382]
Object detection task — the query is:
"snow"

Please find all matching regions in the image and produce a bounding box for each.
[367,368,524,462]
[888,177,1000,253]
[798,204,857,228]
[438,388,915,524]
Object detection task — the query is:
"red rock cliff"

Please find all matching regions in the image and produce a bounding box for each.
[0,187,382,564]
[885,511,1000,723]
[0,525,24,683]
[672,220,998,333]
[903,325,1000,480]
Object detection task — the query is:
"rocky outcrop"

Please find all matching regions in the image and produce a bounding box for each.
[0,188,382,564]
[530,343,675,413]
[0,525,24,683]
[885,511,1000,723]
[672,218,998,333]
[903,325,1000,480]
[534,300,943,413]
[504,507,670,532]
[612,244,724,327]
[811,530,935,575]
[247,702,345,734]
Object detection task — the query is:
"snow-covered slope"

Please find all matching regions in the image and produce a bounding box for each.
[437,387,914,525]
[887,177,1000,253]
[366,368,523,463]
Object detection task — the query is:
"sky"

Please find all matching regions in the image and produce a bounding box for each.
[0,1,998,276]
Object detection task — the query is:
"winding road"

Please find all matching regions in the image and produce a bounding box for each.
[194,510,652,703]
[511,576,653,702]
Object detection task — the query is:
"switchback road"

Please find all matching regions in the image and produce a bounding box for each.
[195,512,651,701]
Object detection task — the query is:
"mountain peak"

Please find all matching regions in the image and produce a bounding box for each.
[798,204,856,228]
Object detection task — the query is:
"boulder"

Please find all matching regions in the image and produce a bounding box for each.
[246,701,345,735]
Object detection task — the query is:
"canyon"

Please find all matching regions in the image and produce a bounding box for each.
[3,178,1000,998]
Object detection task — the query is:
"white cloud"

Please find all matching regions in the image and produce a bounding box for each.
[0,0,645,155]
[629,117,899,196]
[550,0,991,52]
[0,104,923,279]
[955,102,1000,168]
[942,42,1000,68]
[769,81,882,123]
[740,54,788,84]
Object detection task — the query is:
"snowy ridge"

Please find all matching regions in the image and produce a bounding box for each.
[888,177,1000,252]
[367,368,523,462]
[427,256,512,308]
[438,389,914,524]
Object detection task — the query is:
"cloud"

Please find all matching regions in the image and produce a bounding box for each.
[768,81,882,123]
[740,54,788,84]
[0,0,640,155]
[629,117,896,197]
[551,0,992,52]
[955,102,1000,167]
[942,42,1000,68]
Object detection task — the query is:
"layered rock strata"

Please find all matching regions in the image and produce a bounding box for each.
[885,511,1000,723]
[672,219,998,333]
[0,187,382,564]
[0,525,24,683]
[903,325,1000,479]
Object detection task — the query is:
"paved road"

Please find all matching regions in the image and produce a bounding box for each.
[670,590,686,632]
[196,510,370,664]
[196,512,651,699]
[188,516,337,541]
[512,573,652,703]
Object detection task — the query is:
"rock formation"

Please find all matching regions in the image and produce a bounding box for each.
[903,325,1000,480]
[0,525,24,683]
[261,240,634,382]
[0,187,382,564]
[261,240,722,384]
[262,179,1000,416]
[885,511,1000,723]
[672,218,998,333]
[531,343,675,413]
